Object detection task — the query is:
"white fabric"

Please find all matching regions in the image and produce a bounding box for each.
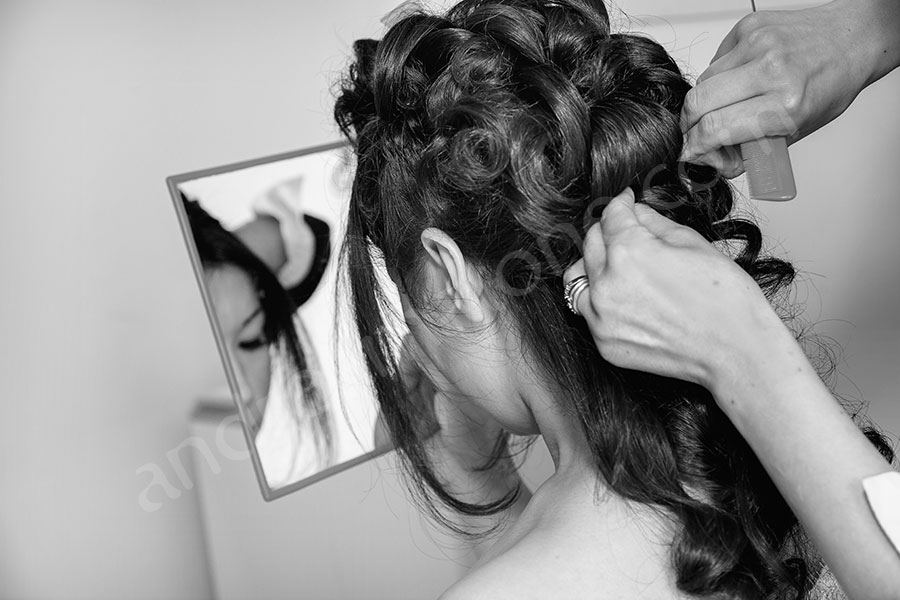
[253,176,311,289]
[254,343,319,489]
[254,313,334,489]
[862,471,900,556]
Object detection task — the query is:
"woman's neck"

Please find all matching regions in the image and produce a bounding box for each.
[517,372,597,478]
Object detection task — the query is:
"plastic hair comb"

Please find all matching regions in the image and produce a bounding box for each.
[740,0,796,201]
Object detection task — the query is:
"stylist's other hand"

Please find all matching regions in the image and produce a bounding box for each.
[681,0,900,177]
[564,189,785,390]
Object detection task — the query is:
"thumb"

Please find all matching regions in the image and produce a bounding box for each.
[598,188,639,239]
[634,204,705,248]
[633,204,680,239]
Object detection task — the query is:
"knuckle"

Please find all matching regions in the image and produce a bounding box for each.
[734,12,762,38]
[696,112,724,146]
[745,25,778,52]
[760,49,788,79]
[779,86,803,116]
[606,241,634,268]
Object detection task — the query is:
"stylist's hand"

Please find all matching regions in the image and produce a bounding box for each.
[564,189,788,390]
[681,0,900,177]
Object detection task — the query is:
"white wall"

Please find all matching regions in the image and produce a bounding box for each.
[0,2,398,598]
[1,2,897,599]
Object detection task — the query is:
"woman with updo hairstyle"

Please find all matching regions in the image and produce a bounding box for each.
[335,0,895,598]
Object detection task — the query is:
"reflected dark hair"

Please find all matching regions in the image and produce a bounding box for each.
[335,1,893,598]
[183,195,333,467]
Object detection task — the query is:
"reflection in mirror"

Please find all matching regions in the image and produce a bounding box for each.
[169,143,393,500]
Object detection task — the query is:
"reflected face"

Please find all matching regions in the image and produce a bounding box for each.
[206,265,272,432]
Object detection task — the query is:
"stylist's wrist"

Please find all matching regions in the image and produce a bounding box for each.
[702,297,799,409]
[855,0,900,86]
[825,0,900,87]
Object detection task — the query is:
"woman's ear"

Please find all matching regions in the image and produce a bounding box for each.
[419,227,486,324]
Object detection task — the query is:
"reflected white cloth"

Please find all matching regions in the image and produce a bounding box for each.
[862,471,900,556]
[254,344,318,489]
[253,177,311,289]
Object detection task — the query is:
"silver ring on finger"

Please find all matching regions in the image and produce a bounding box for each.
[564,275,590,316]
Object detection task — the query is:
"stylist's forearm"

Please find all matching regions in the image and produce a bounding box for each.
[837,0,900,86]
[856,0,900,83]
[710,320,900,599]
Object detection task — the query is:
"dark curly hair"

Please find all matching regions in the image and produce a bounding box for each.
[334,1,892,597]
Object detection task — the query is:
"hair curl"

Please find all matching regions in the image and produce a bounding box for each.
[334,1,893,597]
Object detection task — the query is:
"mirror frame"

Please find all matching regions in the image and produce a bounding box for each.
[168,141,393,501]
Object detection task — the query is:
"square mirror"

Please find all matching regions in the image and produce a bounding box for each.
[168,142,393,500]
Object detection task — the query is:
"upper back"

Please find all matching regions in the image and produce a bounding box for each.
[439,480,691,600]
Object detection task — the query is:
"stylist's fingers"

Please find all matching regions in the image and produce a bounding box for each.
[705,16,744,69]
[700,48,741,83]
[682,95,798,161]
[681,64,765,132]
[634,204,707,248]
[569,188,634,321]
[685,146,745,178]
[582,210,607,278]
[632,204,679,238]
[701,11,773,78]
[697,32,748,83]
[582,188,636,281]
[597,187,638,238]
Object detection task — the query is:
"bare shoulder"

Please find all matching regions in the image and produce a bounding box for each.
[435,535,612,600]
[437,518,686,600]
[437,555,546,600]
